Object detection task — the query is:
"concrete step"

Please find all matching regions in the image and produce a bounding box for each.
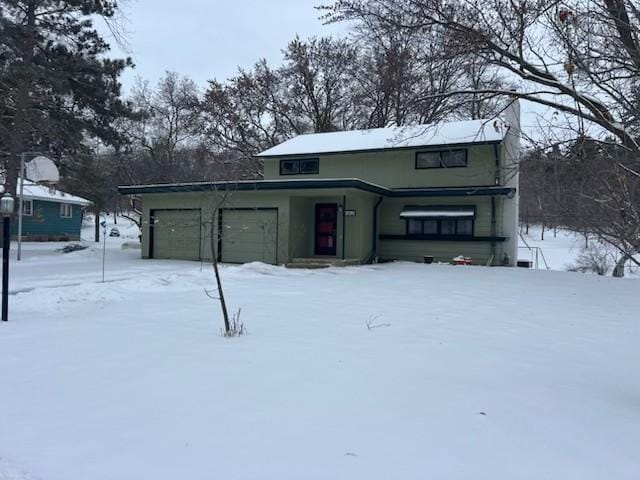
[286,258,362,269]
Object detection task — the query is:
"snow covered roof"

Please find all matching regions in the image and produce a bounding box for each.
[19,180,91,206]
[257,118,507,158]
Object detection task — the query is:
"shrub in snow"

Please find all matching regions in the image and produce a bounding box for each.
[222,308,246,338]
[567,243,614,276]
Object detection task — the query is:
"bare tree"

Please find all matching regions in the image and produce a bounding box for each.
[121,72,202,182]
[349,16,464,127]
[322,1,640,155]
[323,0,640,269]
[200,60,297,167]
[281,36,360,132]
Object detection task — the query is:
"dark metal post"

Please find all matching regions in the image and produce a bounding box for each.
[2,215,10,321]
[342,195,346,260]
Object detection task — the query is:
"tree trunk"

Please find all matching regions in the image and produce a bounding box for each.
[210,213,230,333]
[94,211,100,243]
[6,3,37,199]
[613,254,630,278]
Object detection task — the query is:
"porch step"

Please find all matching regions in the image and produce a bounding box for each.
[285,258,362,269]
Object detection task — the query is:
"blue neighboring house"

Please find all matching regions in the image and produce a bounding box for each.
[13,181,91,241]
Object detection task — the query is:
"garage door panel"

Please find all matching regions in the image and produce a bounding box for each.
[221,209,277,264]
[152,209,201,261]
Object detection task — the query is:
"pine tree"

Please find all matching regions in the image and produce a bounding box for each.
[0,0,132,197]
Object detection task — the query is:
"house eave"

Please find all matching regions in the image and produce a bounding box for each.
[255,139,504,159]
[22,195,91,206]
[118,179,515,198]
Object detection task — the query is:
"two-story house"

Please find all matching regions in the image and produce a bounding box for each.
[119,100,520,266]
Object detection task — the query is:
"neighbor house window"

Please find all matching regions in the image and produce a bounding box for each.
[60,203,72,218]
[400,206,475,238]
[22,199,33,216]
[415,149,468,169]
[279,158,319,175]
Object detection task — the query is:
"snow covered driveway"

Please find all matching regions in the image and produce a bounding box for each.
[0,244,639,479]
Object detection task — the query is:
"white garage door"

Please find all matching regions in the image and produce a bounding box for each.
[220,209,278,264]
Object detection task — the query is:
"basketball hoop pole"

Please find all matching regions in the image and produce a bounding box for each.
[17,153,26,261]
[16,153,59,261]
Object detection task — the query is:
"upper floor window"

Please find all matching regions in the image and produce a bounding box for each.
[22,199,33,216]
[60,203,72,218]
[280,158,319,175]
[415,149,468,169]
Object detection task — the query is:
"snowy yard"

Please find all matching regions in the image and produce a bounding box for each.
[0,221,639,479]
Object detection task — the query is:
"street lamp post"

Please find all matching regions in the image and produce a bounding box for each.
[1,193,15,322]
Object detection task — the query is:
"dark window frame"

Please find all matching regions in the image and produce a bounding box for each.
[279,157,319,175]
[404,217,475,239]
[415,149,468,169]
[403,206,475,239]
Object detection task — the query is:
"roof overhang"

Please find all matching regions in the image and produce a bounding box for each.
[118,179,516,198]
[400,207,475,218]
[256,118,507,158]
[256,140,503,159]
[22,194,91,206]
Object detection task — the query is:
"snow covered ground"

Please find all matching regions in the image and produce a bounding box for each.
[0,219,639,479]
[518,225,586,270]
[519,226,639,277]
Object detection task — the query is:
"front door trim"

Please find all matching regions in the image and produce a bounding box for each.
[314,203,338,256]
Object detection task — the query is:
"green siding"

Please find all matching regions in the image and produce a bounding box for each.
[377,196,513,265]
[379,197,494,237]
[379,239,493,264]
[13,200,84,239]
[289,197,314,258]
[140,191,291,263]
[140,188,379,263]
[136,139,519,265]
[263,144,497,188]
[344,192,376,259]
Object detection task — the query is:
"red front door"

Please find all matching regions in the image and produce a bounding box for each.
[315,203,337,256]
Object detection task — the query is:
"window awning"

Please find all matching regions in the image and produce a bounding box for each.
[400,206,475,219]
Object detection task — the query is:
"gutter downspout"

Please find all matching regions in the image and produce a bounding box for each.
[342,195,346,260]
[490,143,501,265]
[490,197,497,264]
[366,196,384,264]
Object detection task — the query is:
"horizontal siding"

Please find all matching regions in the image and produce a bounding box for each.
[263,144,497,188]
[378,196,498,264]
[13,200,84,238]
[379,239,493,264]
[379,196,494,237]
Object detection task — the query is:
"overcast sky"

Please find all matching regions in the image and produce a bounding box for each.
[106,0,345,92]
[103,0,555,138]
